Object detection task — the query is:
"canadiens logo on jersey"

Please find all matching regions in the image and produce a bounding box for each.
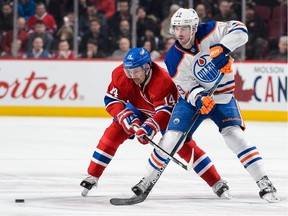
[193,54,219,83]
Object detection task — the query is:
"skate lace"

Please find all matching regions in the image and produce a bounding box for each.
[212,179,227,193]
[257,176,274,192]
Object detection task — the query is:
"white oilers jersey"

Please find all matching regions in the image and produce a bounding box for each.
[165,20,248,105]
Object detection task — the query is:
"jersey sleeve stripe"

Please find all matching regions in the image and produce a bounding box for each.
[214,85,235,94]
[104,94,127,107]
[198,21,217,43]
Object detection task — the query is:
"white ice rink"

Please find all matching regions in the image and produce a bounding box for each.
[0,116,287,216]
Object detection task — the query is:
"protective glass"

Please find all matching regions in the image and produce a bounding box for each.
[124,66,145,78]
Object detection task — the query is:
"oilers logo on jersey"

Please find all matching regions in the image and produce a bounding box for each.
[193,54,219,83]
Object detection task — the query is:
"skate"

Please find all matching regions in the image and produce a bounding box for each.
[256,175,280,203]
[80,176,98,197]
[212,179,233,199]
[131,178,151,196]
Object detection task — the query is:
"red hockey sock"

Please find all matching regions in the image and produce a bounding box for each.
[178,140,221,187]
[87,122,129,178]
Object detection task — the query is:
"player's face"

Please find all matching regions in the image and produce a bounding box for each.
[173,25,194,47]
[125,67,146,85]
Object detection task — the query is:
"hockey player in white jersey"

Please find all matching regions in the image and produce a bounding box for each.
[132,8,280,203]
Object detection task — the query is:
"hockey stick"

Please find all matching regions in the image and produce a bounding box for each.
[144,136,194,171]
[132,125,194,171]
[110,73,225,206]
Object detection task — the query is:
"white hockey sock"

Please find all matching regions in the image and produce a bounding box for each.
[221,126,267,181]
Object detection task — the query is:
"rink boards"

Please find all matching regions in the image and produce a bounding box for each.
[0,59,287,121]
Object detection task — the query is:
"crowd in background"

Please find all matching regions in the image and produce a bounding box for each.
[0,0,287,60]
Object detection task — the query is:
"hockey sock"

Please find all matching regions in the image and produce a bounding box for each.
[193,143,221,187]
[88,122,129,178]
[222,126,266,181]
[178,140,220,187]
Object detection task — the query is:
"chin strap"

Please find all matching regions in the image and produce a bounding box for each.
[183,28,197,47]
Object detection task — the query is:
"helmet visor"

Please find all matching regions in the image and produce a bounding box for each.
[124,66,145,78]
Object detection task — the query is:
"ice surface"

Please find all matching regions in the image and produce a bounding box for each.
[0,117,287,216]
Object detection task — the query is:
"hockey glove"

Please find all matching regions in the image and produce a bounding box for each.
[117,108,141,136]
[209,44,231,71]
[195,92,215,115]
[219,56,233,74]
[135,118,158,145]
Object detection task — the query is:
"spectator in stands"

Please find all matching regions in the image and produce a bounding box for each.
[265,35,288,61]
[53,12,75,50]
[136,6,159,46]
[108,19,131,54]
[0,2,13,41]
[139,0,166,21]
[53,25,74,50]
[23,36,51,58]
[108,0,131,38]
[245,3,267,59]
[27,20,54,52]
[46,0,65,28]
[18,0,35,20]
[1,17,29,54]
[79,38,106,58]
[27,2,57,34]
[143,39,161,60]
[109,37,130,59]
[159,37,175,60]
[79,2,108,38]
[94,0,115,19]
[79,18,107,55]
[139,27,163,52]
[117,19,132,41]
[213,0,238,21]
[1,39,24,58]
[160,4,180,41]
[195,3,212,24]
[52,39,74,59]
[161,0,188,18]
[63,0,88,16]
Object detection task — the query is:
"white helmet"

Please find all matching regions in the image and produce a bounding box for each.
[170,8,199,35]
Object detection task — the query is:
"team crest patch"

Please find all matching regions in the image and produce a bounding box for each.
[193,54,219,83]
[139,48,145,55]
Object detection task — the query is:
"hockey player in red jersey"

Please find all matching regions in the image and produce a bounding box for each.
[80,47,231,198]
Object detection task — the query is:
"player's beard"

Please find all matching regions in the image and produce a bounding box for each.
[132,78,143,85]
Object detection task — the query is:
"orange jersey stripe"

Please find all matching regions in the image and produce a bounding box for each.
[214,85,235,94]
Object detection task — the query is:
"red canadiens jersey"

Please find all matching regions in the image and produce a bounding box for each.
[105,62,178,130]
[27,13,57,34]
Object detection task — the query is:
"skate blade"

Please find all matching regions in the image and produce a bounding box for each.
[220,190,233,199]
[81,188,89,197]
[262,192,280,203]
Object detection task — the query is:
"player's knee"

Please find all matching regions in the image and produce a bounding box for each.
[159,130,185,154]
[221,126,250,154]
[97,135,119,153]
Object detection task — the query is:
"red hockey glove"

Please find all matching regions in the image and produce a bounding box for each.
[195,92,215,115]
[135,118,159,145]
[117,108,141,136]
[209,44,231,72]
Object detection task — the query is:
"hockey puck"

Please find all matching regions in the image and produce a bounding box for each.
[15,199,25,203]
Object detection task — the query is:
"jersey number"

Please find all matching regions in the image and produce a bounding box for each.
[164,94,176,106]
[110,87,119,98]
